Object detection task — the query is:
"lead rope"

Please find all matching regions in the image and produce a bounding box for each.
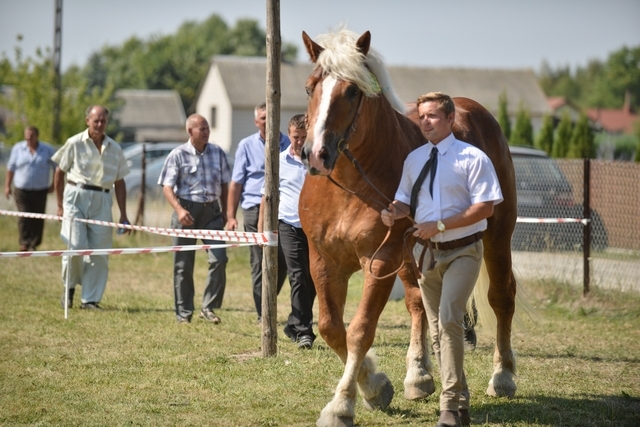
[326,147,434,281]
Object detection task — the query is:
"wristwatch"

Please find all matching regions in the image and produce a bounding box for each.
[437,220,446,233]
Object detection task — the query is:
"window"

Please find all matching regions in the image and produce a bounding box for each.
[210,107,217,129]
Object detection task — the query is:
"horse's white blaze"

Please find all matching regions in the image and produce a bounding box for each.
[310,76,337,171]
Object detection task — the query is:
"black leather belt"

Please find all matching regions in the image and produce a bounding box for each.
[68,181,110,193]
[431,231,484,251]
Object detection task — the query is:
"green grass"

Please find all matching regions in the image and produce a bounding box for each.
[1,211,639,426]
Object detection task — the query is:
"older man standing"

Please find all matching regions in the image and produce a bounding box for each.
[53,105,130,310]
[5,126,56,251]
[158,114,231,324]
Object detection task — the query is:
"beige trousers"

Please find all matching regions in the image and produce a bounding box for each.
[417,240,483,412]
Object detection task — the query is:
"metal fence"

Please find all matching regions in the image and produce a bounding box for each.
[511,159,640,293]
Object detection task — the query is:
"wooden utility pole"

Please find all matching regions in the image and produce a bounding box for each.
[262,0,282,357]
[53,0,63,145]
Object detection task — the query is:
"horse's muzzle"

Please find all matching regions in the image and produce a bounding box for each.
[302,141,336,176]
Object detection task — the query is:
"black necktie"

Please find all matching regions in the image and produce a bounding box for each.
[409,146,439,218]
[428,146,438,198]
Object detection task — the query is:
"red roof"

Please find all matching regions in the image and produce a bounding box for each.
[586,95,638,134]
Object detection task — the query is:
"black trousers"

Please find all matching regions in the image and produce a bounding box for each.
[244,205,285,317]
[278,220,316,339]
[14,188,48,250]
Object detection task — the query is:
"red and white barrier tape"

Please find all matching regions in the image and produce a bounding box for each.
[516,216,589,225]
[0,243,253,258]
[0,209,277,245]
[0,209,590,259]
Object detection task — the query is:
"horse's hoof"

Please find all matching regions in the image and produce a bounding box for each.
[404,377,436,400]
[362,376,395,410]
[486,378,517,398]
[316,414,354,427]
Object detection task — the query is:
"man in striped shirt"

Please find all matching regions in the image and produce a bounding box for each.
[53,105,130,310]
[158,114,231,324]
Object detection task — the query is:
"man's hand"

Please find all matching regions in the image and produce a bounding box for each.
[226,217,238,231]
[118,215,132,235]
[381,203,396,227]
[57,206,64,217]
[4,186,11,199]
[177,207,194,226]
[412,221,438,241]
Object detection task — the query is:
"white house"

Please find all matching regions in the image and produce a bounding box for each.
[196,55,551,158]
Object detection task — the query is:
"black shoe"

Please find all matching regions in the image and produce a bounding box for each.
[199,308,221,324]
[60,288,75,308]
[283,324,296,342]
[297,335,314,349]
[80,302,102,310]
[463,327,477,351]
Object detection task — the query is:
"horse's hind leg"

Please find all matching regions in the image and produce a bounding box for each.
[483,241,517,398]
[397,265,436,400]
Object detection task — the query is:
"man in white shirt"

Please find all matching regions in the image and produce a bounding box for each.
[53,105,130,310]
[381,92,503,427]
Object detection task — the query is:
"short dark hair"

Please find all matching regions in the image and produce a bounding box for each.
[416,92,455,116]
[288,114,306,130]
[25,126,39,136]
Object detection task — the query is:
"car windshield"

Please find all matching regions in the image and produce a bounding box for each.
[512,156,565,182]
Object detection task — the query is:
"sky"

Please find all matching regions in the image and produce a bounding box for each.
[1,0,639,73]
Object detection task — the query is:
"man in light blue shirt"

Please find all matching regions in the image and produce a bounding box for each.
[226,102,289,322]
[5,126,56,251]
[259,114,316,348]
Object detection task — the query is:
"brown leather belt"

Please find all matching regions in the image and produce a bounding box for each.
[430,231,484,251]
[68,181,110,193]
[415,231,484,250]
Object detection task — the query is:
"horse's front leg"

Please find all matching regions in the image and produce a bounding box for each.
[397,265,436,400]
[312,251,356,427]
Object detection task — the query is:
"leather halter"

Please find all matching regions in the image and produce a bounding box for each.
[322,90,435,281]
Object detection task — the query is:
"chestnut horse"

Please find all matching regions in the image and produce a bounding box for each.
[299,28,518,427]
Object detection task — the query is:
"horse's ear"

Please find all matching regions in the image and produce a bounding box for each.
[302,31,324,63]
[356,31,371,57]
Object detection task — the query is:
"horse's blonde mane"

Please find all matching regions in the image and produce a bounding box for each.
[315,27,407,114]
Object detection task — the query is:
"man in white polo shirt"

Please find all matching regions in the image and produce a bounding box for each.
[53,105,130,310]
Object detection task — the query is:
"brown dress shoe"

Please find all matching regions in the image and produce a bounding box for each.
[436,410,461,427]
[459,409,470,426]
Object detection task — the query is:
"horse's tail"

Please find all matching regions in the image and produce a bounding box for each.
[470,260,538,333]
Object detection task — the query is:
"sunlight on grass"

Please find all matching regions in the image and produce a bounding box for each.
[1,201,639,425]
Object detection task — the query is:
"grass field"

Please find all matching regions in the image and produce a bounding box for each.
[1,199,639,426]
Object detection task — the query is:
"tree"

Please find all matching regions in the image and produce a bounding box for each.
[497,91,511,141]
[509,104,533,147]
[538,45,640,111]
[535,113,555,154]
[567,114,596,158]
[0,39,116,145]
[552,111,573,158]
[82,14,298,113]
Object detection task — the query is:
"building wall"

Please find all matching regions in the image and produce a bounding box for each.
[196,65,233,153]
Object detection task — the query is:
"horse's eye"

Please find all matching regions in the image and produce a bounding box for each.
[346,85,359,99]
[305,86,313,97]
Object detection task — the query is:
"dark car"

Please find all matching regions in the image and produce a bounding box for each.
[122,142,181,171]
[124,156,168,199]
[510,146,608,251]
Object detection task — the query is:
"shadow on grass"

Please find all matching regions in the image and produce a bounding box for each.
[471,394,640,426]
